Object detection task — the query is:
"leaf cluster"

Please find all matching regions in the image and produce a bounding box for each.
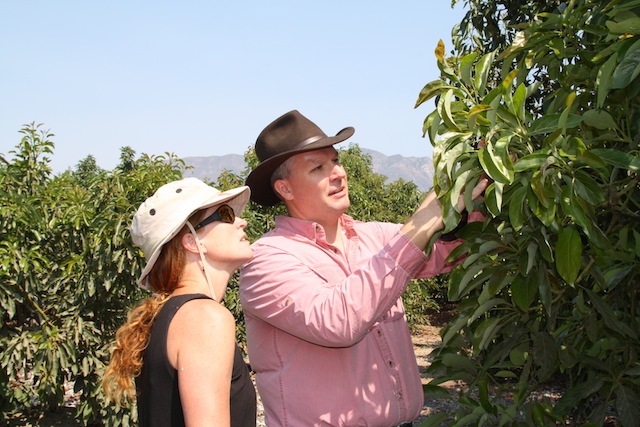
[0,125,185,425]
[416,0,640,426]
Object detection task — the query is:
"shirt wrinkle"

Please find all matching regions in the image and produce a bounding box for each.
[240,214,461,427]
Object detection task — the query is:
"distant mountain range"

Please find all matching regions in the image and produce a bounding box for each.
[183,148,434,191]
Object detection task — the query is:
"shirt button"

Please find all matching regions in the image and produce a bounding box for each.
[377,330,382,336]
[388,360,394,367]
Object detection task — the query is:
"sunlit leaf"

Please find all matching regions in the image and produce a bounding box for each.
[460,52,478,86]
[416,79,450,108]
[434,39,445,63]
[474,50,496,93]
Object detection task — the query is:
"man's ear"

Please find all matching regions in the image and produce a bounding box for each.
[274,179,294,201]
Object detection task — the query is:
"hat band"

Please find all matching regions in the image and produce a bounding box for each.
[293,134,324,150]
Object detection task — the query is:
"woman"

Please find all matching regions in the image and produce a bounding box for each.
[102,177,257,427]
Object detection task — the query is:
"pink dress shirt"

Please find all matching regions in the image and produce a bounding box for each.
[239,214,461,427]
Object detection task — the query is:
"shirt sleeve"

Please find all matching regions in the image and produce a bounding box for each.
[239,232,426,348]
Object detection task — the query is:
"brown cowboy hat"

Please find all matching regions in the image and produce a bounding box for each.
[246,110,355,206]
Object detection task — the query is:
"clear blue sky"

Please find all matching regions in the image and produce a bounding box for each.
[1,1,465,173]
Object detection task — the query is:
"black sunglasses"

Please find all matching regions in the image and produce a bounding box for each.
[193,204,235,230]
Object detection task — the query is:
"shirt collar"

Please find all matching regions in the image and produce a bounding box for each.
[274,214,357,242]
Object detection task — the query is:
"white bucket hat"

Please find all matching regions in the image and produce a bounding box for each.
[131,177,250,290]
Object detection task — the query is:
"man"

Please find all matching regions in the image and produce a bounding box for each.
[240,110,487,426]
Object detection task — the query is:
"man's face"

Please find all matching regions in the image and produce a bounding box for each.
[276,147,350,224]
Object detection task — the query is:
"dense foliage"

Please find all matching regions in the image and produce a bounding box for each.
[416,0,640,425]
[0,124,185,425]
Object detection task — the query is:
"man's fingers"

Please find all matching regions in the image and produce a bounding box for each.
[472,176,490,199]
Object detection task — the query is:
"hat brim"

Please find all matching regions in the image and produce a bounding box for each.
[246,126,354,206]
[137,185,250,289]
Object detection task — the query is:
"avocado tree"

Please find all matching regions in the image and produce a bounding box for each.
[416,0,640,425]
[0,125,186,426]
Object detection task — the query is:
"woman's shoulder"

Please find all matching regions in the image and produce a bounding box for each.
[171,294,236,333]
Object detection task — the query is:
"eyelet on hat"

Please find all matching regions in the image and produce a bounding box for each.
[130,178,250,290]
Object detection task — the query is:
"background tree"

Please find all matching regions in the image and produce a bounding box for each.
[416,0,640,425]
[0,126,186,426]
[74,154,103,185]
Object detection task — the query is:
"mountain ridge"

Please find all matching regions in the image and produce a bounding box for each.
[183,148,434,191]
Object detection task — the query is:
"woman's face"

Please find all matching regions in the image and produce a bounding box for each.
[196,204,253,269]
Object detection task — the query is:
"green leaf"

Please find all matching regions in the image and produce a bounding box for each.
[513,83,527,120]
[616,386,640,427]
[442,353,474,370]
[533,332,557,382]
[554,379,604,417]
[606,17,640,35]
[449,261,489,301]
[422,109,440,142]
[472,317,502,351]
[591,148,640,171]
[573,170,605,205]
[478,376,492,413]
[582,109,618,130]
[469,298,504,324]
[417,412,450,427]
[422,384,452,399]
[441,315,469,347]
[511,274,537,311]
[478,144,513,184]
[508,186,527,231]
[483,181,504,216]
[529,113,582,135]
[460,52,478,87]
[555,226,582,285]
[416,79,450,108]
[514,152,552,172]
[449,170,471,215]
[560,187,592,235]
[438,89,461,131]
[467,104,492,129]
[596,54,618,108]
[611,47,640,89]
[474,50,496,94]
[526,241,537,275]
[586,289,637,338]
[530,171,551,208]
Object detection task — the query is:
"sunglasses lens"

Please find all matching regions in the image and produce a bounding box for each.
[219,205,235,223]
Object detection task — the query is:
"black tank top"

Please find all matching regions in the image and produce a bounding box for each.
[135,294,256,426]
